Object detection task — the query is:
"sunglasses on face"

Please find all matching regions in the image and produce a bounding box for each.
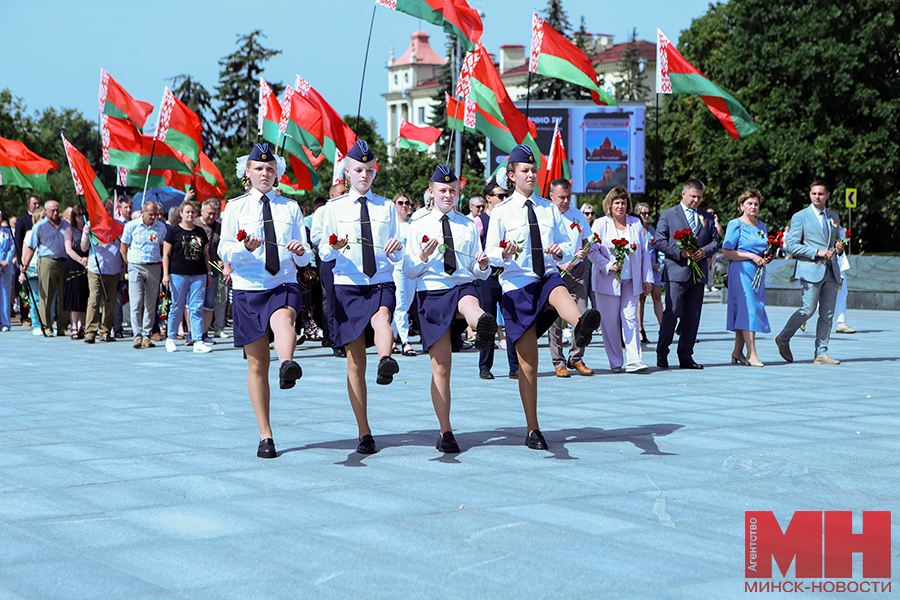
[639,211,651,216]
[583,211,594,216]
[492,193,508,200]
[396,201,410,206]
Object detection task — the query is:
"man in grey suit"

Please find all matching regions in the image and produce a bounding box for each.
[775,180,845,365]
[654,179,721,369]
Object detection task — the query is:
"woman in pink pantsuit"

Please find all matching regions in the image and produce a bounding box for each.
[588,188,654,373]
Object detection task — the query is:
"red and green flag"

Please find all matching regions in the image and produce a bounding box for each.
[530,13,616,107]
[278,85,325,157]
[445,93,474,133]
[656,28,758,139]
[396,119,442,151]
[154,87,204,164]
[61,135,122,244]
[456,41,540,165]
[538,119,571,195]
[98,69,153,130]
[102,116,193,173]
[376,0,482,52]
[0,137,57,192]
[122,152,226,204]
[278,152,321,195]
[294,76,357,164]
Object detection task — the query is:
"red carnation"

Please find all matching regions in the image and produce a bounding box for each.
[499,240,508,248]
[844,231,852,238]
[422,235,430,243]
[631,243,637,251]
[329,233,338,245]
[593,234,601,243]
[236,229,248,242]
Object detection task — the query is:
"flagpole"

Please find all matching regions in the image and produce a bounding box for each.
[77,196,110,304]
[141,137,158,201]
[0,196,47,335]
[525,70,532,123]
[654,93,660,218]
[453,38,462,178]
[354,3,378,143]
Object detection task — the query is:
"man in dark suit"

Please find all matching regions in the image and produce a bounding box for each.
[653,179,720,369]
[13,195,41,261]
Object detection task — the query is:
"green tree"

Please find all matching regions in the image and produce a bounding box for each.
[657,0,900,252]
[614,28,650,103]
[215,30,283,152]
[168,74,216,158]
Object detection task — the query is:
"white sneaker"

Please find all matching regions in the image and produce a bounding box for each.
[193,341,212,353]
[217,330,229,339]
[0,327,9,332]
[626,362,649,373]
[32,327,43,336]
[165,338,177,352]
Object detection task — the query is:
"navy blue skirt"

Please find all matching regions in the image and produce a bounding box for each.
[501,272,566,346]
[334,282,396,348]
[233,283,303,347]
[417,282,480,352]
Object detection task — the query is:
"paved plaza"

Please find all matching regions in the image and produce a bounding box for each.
[1,304,897,599]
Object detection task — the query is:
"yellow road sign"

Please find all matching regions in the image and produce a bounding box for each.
[846,188,857,208]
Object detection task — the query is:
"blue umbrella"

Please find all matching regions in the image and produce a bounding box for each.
[134,187,185,216]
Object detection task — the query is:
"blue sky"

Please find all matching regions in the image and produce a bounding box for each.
[1,0,714,142]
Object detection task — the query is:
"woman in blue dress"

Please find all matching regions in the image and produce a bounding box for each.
[722,189,771,367]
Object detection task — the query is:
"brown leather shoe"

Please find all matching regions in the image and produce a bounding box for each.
[555,364,571,378]
[141,338,156,348]
[132,338,142,349]
[567,361,594,375]
[152,332,163,342]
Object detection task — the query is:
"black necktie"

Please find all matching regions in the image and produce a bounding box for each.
[526,199,545,277]
[261,194,278,275]
[441,215,457,275]
[359,196,377,277]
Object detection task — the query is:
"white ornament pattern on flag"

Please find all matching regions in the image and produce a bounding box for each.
[155,88,175,142]
[295,75,311,97]
[464,99,476,129]
[62,137,85,196]
[99,68,110,114]
[331,148,345,186]
[529,13,545,74]
[100,115,111,164]
[455,46,481,98]
[117,167,128,187]
[259,78,273,136]
[396,119,407,147]
[376,0,396,8]
[657,30,672,94]
[279,86,294,134]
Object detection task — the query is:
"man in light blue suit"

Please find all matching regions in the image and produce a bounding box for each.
[775,180,845,365]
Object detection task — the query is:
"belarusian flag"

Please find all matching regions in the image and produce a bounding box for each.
[530,13,616,107]
[279,152,320,194]
[0,137,57,192]
[657,29,758,139]
[456,41,540,164]
[396,119,441,151]
[538,119,571,196]
[445,93,475,133]
[99,69,153,130]
[103,116,193,173]
[61,135,123,244]
[294,75,357,162]
[194,152,227,199]
[155,87,204,164]
[376,0,482,52]
[124,154,226,204]
[278,85,324,157]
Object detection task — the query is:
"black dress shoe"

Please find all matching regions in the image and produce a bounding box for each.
[100,335,116,342]
[679,360,704,370]
[525,429,548,450]
[376,355,399,385]
[479,369,494,380]
[508,370,519,380]
[473,313,498,350]
[257,438,276,459]
[436,431,460,453]
[357,434,377,454]
[656,356,669,369]
[279,360,302,389]
[333,346,346,358]
[573,308,601,347]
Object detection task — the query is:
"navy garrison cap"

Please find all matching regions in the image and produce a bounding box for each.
[347,140,375,163]
[430,164,458,183]
[508,144,535,164]
[249,143,275,162]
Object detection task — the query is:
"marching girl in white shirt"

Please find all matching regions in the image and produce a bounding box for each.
[484,145,601,450]
[218,144,310,459]
[318,141,403,455]
[403,165,497,453]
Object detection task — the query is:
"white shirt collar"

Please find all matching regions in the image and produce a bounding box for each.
[348,187,371,203]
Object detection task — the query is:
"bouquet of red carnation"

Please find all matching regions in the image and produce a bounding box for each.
[751,230,784,291]
[672,228,704,283]
[610,238,635,282]
[158,287,173,322]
